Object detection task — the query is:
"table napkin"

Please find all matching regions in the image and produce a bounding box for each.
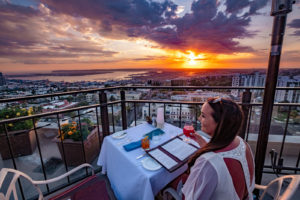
[123,129,165,151]
[123,140,142,152]
[143,128,165,140]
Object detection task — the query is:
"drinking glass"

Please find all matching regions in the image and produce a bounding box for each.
[183,121,195,142]
[141,136,150,150]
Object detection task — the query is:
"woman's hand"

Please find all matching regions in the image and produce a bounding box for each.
[190,132,207,147]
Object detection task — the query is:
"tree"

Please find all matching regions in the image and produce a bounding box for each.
[66,96,74,102]
[290,110,298,118]
[77,101,89,107]
[109,95,116,102]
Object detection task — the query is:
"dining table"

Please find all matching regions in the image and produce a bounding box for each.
[97,122,190,200]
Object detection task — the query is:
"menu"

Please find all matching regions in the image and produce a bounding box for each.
[162,138,197,161]
[148,149,178,170]
[146,136,199,172]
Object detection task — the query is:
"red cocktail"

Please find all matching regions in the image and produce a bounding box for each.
[142,136,150,150]
[183,122,194,141]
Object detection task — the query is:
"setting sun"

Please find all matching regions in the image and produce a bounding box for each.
[170,50,210,69]
[186,51,205,65]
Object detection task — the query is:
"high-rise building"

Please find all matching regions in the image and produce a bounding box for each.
[231,74,240,97]
[0,72,6,86]
[232,72,300,103]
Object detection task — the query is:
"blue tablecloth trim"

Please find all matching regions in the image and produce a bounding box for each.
[143,128,165,140]
[123,140,142,152]
[123,129,165,151]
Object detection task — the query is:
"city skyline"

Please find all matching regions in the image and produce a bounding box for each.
[0,0,300,73]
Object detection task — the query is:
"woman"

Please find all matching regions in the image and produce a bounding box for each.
[182,97,255,200]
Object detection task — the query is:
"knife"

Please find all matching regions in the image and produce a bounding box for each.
[136,153,146,159]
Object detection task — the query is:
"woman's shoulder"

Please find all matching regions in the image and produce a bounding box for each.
[195,151,223,168]
[215,137,241,153]
[197,151,218,162]
[192,153,219,177]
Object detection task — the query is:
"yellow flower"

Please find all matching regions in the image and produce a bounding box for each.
[6,115,9,118]
[22,108,26,111]
[8,123,13,127]
[58,131,65,139]
[16,112,20,116]
[68,131,73,135]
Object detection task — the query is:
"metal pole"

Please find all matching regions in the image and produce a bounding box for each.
[120,90,127,130]
[111,105,115,132]
[255,0,294,184]
[32,118,50,192]
[56,114,70,183]
[99,92,110,136]
[240,89,252,139]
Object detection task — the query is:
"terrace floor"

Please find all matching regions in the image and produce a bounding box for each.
[0,128,299,199]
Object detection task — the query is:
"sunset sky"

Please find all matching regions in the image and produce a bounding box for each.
[0,0,300,73]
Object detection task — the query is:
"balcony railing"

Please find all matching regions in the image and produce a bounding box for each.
[0,86,299,199]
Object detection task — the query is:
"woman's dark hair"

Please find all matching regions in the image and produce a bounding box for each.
[188,97,244,168]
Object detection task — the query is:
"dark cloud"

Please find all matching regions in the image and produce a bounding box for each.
[288,19,300,36]
[225,0,250,14]
[247,0,269,16]
[293,30,300,36]
[41,0,269,54]
[289,19,300,28]
[149,0,253,53]
[0,3,116,64]
[0,0,272,64]
[131,55,168,61]
[41,0,178,28]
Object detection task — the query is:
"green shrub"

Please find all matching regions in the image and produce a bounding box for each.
[0,106,34,133]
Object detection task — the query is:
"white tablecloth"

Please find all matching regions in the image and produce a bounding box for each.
[97,123,188,200]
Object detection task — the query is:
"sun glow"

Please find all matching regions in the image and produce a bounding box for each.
[167,50,257,69]
[216,53,253,60]
[186,51,205,65]
[172,50,208,68]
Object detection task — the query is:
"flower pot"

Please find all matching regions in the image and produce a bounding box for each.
[0,130,37,160]
[54,127,100,166]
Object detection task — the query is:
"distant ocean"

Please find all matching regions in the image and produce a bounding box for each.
[9,70,149,82]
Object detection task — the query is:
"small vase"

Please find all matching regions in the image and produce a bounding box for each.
[156,108,164,129]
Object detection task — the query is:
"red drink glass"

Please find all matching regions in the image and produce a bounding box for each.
[142,136,150,150]
[183,122,194,142]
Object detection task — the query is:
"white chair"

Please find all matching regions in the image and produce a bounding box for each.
[163,175,300,200]
[0,163,111,200]
[255,175,300,200]
[163,179,183,200]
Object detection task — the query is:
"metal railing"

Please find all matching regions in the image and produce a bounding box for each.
[0,86,299,199]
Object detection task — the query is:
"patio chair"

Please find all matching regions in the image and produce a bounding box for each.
[162,179,183,200]
[0,163,112,200]
[255,174,300,200]
[162,175,300,200]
